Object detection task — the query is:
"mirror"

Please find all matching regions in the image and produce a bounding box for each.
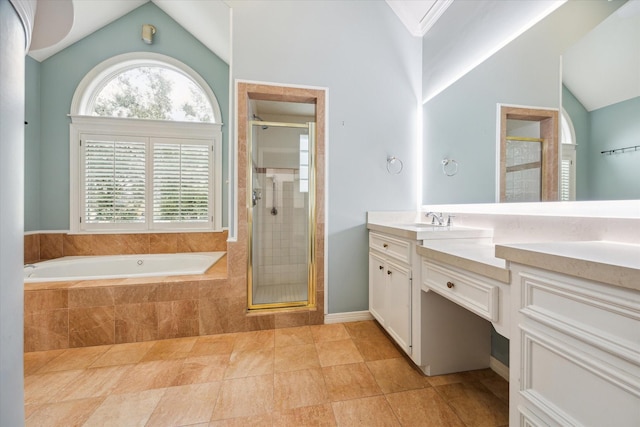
[561,0,640,201]
[421,0,633,205]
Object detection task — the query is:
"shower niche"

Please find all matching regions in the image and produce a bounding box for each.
[247,99,317,310]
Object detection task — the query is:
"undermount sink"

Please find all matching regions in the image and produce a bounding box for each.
[398,223,448,229]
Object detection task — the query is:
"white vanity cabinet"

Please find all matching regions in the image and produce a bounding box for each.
[508,263,640,427]
[368,232,412,354]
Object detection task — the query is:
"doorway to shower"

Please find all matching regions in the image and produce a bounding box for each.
[248,101,316,310]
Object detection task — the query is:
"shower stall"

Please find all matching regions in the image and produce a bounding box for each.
[248,118,316,309]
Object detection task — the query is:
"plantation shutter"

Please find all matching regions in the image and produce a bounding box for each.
[152,139,211,224]
[560,158,571,201]
[83,137,146,224]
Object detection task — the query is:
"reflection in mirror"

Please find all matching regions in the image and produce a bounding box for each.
[562,0,640,201]
[498,105,558,203]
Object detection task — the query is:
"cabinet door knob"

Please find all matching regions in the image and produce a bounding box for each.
[446,281,455,289]
[387,270,392,275]
[379,265,384,270]
[383,243,388,248]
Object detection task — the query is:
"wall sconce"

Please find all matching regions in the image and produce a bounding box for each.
[142,24,156,44]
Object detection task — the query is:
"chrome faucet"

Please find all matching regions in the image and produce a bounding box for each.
[425,212,444,226]
[24,264,36,269]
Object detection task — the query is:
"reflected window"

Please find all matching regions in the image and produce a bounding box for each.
[560,109,577,201]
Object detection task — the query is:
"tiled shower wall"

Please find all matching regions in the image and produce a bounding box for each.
[505,140,542,202]
[24,231,228,264]
[254,172,308,287]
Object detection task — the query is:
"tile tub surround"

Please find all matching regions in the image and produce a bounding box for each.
[24,231,229,264]
[24,256,229,352]
[23,321,509,426]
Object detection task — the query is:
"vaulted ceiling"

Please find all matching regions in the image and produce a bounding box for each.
[27,0,638,112]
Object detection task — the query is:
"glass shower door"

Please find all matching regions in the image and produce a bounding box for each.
[248,121,315,309]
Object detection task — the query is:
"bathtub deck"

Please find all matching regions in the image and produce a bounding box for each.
[24,254,228,292]
[24,255,230,352]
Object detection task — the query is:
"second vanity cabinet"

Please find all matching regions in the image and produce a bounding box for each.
[507,262,640,427]
[368,232,412,354]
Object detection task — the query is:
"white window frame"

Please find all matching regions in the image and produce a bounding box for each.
[560,108,577,201]
[70,116,222,233]
[69,53,223,234]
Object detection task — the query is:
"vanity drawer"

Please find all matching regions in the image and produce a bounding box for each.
[422,260,499,322]
[369,232,411,264]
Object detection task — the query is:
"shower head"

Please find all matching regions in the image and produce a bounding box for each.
[252,114,268,130]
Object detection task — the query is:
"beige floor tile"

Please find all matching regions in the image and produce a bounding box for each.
[56,365,133,401]
[331,395,400,427]
[427,372,468,387]
[172,354,229,386]
[232,330,275,352]
[25,396,104,427]
[367,357,431,393]
[461,368,502,382]
[315,339,363,367]
[322,362,382,401]
[140,336,197,361]
[310,324,350,343]
[89,341,155,367]
[37,346,111,373]
[224,348,274,379]
[275,343,320,372]
[24,370,84,405]
[274,368,329,411]
[352,336,401,361]
[82,388,166,427]
[275,326,314,347]
[145,382,221,426]
[24,349,66,376]
[210,374,274,420]
[190,333,237,357]
[343,320,386,340]
[436,381,509,427]
[481,376,509,403]
[386,388,465,427]
[209,413,273,426]
[273,403,337,426]
[112,359,185,394]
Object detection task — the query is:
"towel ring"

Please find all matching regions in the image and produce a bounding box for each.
[441,158,458,176]
[386,156,403,174]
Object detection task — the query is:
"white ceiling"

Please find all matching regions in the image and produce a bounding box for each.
[28,0,231,63]
[562,0,640,112]
[27,0,637,112]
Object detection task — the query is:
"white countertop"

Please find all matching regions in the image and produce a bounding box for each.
[496,241,640,291]
[367,222,493,241]
[417,239,510,283]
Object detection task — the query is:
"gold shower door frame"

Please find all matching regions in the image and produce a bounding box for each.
[247,121,317,311]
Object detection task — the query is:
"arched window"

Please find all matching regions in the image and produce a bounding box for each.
[69,53,223,233]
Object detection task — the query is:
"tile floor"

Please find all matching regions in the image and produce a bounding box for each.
[23,321,509,426]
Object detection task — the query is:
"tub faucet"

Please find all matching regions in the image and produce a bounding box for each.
[24,264,36,269]
[425,212,444,226]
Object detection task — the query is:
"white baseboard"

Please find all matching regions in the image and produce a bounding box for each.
[490,356,509,381]
[324,310,373,324]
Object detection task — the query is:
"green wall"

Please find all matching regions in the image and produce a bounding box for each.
[26,2,229,230]
[588,96,640,200]
[25,56,41,231]
[563,87,639,201]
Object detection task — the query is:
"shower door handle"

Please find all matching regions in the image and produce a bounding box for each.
[252,190,262,206]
